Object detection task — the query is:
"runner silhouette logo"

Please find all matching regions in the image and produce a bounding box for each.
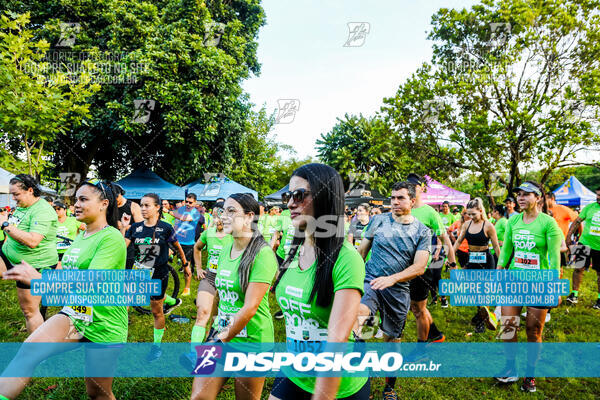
[192,345,222,375]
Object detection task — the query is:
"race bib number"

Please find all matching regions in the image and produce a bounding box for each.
[354,239,362,248]
[590,226,600,237]
[469,251,486,264]
[217,311,247,338]
[514,251,540,270]
[62,305,93,323]
[133,261,155,277]
[285,318,328,342]
[208,254,219,273]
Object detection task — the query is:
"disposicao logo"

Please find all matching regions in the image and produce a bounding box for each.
[192,345,222,375]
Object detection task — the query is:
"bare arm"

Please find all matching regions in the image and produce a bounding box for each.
[3,227,43,249]
[216,282,270,342]
[441,232,456,264]
[565,217,582,246]
[356,238,372,261]
[369,249,430,290]
[193,239,206,279]
[486,222,501,258]
[312,288,362,400]
[130,202,143,223]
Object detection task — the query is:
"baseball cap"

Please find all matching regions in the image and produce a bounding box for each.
[513,182,542,196]
[406,173,426,187]
[504,196,516,203]
[53,201,67,209]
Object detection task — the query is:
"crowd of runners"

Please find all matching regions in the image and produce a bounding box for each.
[0,165,598,399]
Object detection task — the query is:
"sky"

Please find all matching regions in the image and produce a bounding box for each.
[242,0,480,159]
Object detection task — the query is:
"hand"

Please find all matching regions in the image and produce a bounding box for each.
[196,268,206,280]
[2,261,41,285]
[369,275,397,290]
[120,213,131,228]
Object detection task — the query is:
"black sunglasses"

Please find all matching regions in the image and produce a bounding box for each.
[282,189,311,204]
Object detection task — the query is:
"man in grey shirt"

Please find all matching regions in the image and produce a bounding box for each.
[355,181,431,400]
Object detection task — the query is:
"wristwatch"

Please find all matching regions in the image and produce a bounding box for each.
[1,221,9,231]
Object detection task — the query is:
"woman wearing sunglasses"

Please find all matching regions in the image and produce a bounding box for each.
[191,193,277,400]
[0,180,127,400]
[182,202,232,363]
[269,163,369,400]
[0,174,58,334]
[123,193,189,362]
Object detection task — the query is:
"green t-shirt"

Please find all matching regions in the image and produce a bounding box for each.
[579,202,600,250]
[213,243,277,343]
[200,227,233,273]
[438,211,456,230]
[494,217,508,244]
[161,211,175,226]
[3,198,58,268]
[413,204,444,267]
[276,210,295,259]
[56,216,81,254]
[498,213,563,271]
[61,226,127,343]
[262,215,279,243]
[413,204,445,237]
[275,240,366,397]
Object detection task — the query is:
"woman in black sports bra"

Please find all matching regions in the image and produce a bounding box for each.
[453,198,501,333]
[453,198,501,270]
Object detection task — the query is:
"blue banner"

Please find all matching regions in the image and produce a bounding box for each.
[30,270,161,306]
[0,343,599,378]
[439,269,570,306]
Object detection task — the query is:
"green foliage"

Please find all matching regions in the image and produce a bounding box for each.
[0,0,269,185]
[0,11,99,178]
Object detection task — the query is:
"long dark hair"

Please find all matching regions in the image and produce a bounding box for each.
[229,193,268,293]
[80,181,120,229]
[9,174,41,197]
[279,163,345,308]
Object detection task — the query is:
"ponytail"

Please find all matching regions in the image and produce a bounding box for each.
[466,197,488,221]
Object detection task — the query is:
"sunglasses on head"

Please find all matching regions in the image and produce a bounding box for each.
[282,188,311,204]
[85,179,109,199]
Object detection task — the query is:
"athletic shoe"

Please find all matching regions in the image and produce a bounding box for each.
[382,384,398,400]
[545,312,551,322]
[593,299,600,310]
[474,321,486,333]
[374,329,384,339]
[520,377,537,392]
[428,332,445,343]
[179,351,197,370]
[495,369,519,383]
[163,298,182,315]
[146,345,163,362]
[182,288,191,296]
[440,297,449,308]
[478,306,498,330]
[566,293,578,304]
[431,295,438,304]
[274,310,284,320]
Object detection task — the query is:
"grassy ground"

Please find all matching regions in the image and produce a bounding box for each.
[1,263,599,399]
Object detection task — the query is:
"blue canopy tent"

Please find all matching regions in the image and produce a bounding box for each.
[264,185,289,206]
[184,176,257,201]
[553,176,596,207]
[115,168,185,200]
